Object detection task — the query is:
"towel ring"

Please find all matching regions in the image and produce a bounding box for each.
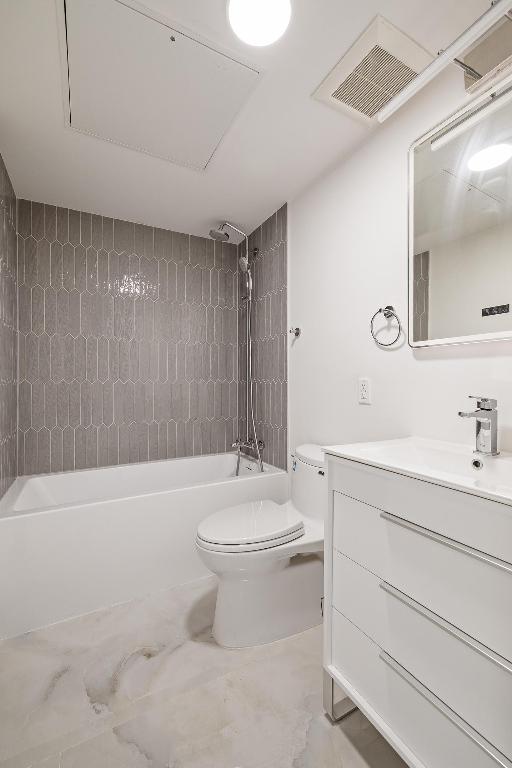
[370,306,402,347]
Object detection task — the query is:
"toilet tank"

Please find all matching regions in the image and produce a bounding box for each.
[291,444,326,521]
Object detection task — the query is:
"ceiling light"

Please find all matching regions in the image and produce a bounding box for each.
[228,0,291,47]
[468,143,512,172]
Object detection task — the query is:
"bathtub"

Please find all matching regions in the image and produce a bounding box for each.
[0,453,288,639]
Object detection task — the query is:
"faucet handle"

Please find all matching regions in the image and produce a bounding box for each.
[469,396,497,410]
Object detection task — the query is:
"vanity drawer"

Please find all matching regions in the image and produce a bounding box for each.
[332,549,385,640]
[332,492,386,575]
[383,510,512,663]
[333,551,512,759]
[331,610,512,768]
[329,457,512,564]
[333,492,512,661]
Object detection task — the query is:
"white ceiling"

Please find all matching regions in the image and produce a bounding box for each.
[0,0,489,239]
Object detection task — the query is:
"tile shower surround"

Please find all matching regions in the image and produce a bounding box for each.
[0,156,17,499]
[16,201,239,474]
[238,205,287,471]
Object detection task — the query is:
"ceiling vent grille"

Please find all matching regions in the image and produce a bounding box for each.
[314,16,433,123]
[331,45,417,118]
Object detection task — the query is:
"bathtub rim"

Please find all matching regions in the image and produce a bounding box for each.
[0,452,286,520]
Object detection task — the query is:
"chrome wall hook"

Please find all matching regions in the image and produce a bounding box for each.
[289,327,301,338]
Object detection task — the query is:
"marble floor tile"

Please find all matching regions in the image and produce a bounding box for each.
[0,577,259,763]
[294,709,409,768]
[1,575,406,768]
[59,630,406,768]
[29,760,61,768]
[59,669,307,767]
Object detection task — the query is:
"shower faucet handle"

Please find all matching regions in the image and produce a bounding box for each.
[289,327,301,338]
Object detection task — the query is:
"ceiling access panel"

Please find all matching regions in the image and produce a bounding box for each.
[64,0,260,170]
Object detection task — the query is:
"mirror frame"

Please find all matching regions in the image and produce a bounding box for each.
[408,75,512,347]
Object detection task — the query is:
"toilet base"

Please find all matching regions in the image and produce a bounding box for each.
[212,553,324,648]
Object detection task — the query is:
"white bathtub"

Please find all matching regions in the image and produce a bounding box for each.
[0,453,288,639]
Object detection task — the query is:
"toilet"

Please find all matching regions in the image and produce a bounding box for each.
[196,444,325,648]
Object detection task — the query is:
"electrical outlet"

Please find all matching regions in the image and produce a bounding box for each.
[358,377,372,405]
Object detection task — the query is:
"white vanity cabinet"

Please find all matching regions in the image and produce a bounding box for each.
[323,441,512,768]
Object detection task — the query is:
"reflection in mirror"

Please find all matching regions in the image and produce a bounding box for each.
[410,85,512,345]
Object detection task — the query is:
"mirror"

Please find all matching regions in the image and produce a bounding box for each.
[409,84,512,346]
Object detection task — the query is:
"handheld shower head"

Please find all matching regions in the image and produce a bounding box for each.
[239,255,249,272]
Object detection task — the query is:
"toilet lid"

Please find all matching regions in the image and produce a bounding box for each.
[196,527,305,553]
[197,500,304,547]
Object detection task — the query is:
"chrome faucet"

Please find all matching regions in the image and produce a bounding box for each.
[232,437,266,476]
[458,396,499,456]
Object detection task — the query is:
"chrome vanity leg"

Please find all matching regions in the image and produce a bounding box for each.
[323,670,357,722]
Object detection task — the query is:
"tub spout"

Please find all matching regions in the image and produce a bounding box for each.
[232,438,242,476]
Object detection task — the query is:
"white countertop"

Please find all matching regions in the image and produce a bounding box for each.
[323,436,512,507]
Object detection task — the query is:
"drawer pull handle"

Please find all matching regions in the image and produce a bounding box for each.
[380,511,512,576]
[380,651,512,768]
[380,581,512,675]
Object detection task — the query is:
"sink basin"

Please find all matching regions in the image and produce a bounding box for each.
[323,437,512,506]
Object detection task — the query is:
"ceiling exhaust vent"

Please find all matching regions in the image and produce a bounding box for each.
[314,16,433,123]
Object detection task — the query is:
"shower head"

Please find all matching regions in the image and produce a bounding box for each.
[209,227,230,242]
[210,221,251,281]
[209,221,248,242]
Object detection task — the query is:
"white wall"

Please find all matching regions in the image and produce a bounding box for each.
[289,68,512,454]
[429,219,512,340]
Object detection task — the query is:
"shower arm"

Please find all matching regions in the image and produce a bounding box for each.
[219,222,249,264]
[221,222,247,240]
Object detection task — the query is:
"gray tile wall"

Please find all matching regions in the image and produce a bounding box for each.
[17,201,238,474]
[0,156,17,498]
[238,205,287,470]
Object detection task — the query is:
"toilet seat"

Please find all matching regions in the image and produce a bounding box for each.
[196,499,305,553]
